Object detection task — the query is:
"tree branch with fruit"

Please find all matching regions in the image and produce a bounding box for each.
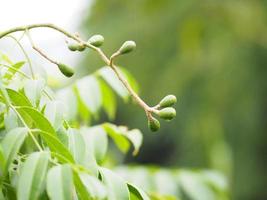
[0,23,177,132]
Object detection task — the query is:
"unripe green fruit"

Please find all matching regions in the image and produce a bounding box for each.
[159,95,177,108]
[88,34,104,47]
[77,45,86,51]
[57,63,74,77]
[148,117,160,132]
[67,43,79,51]
[67,43,85,52]
[118,41,136,54]
[158,107,176,121]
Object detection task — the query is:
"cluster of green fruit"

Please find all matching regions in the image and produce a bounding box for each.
[148,95,177,132]
[56,35,105,78]
[57,35,136,78]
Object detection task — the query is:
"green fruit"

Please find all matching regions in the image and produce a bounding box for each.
[158,107,176,121]
[67,43,79,51]
[57,63,74,77]
[77,45,86,51]
[118,41,136,54]
[88,34,104,47]
[67,42,85,52]
[159,95,177,108]
[148,117,160,132]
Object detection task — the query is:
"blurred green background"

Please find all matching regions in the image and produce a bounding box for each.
[78,0,267,199]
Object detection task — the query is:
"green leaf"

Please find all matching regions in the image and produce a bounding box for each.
[6,88,32,107]
[1,127,27,176]
[56,88,77,121]
[178,170,215,200]
[75,76,102,114]
[99,79,116,120]
[120,67,139,94]
[4,109,19,131]
[73,171,91,200]
[98,67,129,100]
[32,129,74,163]
[0,145,6,177]
[0,52,13,65]
[99,167,129,200]
[46,164,73,200]
[44,101,64,131]
[128,183,150,200]
[79,173,107,199]
[81,126,108,164]
[24,79,45,107]
[123,129,143,156]
[102,123,130,154]
[16,106,56,135]
[3,61,25,81]
[67,129,87,165]
[17,152,49,200]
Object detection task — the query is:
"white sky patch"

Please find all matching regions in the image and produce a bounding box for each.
[0,0,92,79]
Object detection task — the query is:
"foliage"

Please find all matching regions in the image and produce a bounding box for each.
[0,22,228,199]
[82,0,267,199]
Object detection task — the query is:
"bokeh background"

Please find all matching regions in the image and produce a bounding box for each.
[78,1,267,199]
[1,0,267,199]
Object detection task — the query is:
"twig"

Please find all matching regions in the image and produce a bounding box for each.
[0,23,157,117]
[5,35,35,78]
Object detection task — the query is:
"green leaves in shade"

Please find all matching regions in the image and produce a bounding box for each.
[17,152,49,200]
[99,167,129,200]
[46,164,73,200]
[1,128,27,176]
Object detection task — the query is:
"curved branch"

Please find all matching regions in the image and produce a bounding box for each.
[0,24,154,118]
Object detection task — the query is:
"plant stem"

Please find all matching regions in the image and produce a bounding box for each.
[10,105,43,151]
[26,30,58,65]
[0,23,154,117]
[5,35,35,78]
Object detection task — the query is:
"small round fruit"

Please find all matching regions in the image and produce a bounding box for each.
[118,41,136,54]
[57,63,74,77]
[148,117,160,132]
[159,95,177,108]
[88,34,104,47]
[158,107,176,121]
[67,43,79,51]
[77,45,86,51]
